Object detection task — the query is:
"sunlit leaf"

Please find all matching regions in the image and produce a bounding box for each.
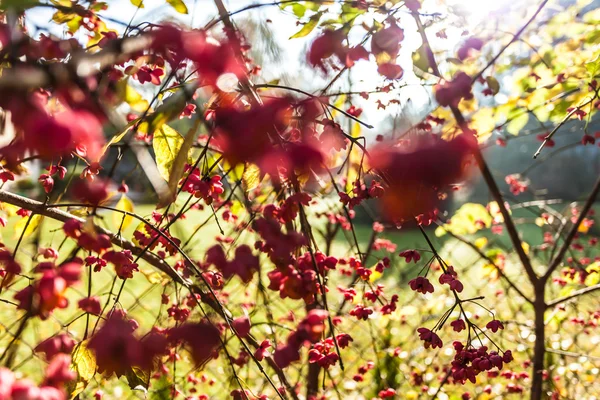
[125,83,150,112]
[114,195,134,230]
[412,45,431,73]
[66,380,87,400]
[153,124,185,182]
[125,366,150,390]
[474,237,488,249]
[292,3,306,17]
[436,203,491,236]
[290,11,323,39]
[14,214,42,240]
[143,270,165,284]
[242,163,262,192]
[157,121,198,208]
[166,0,188,14]
[506,113,529,135]
[71,340,96,381]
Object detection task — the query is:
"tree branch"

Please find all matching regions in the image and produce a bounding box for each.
[543,173,600,282]
[547,283,600,308]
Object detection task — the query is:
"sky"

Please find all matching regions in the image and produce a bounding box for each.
[24,0,529,136]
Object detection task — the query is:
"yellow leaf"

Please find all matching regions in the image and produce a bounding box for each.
[143,271,164,284]
[71,340,96,381]
[242,163,262,192]
[351,121,361,138]
[290,11,323,39]
[506,113,529,135]
[369,268,382,282]
[535,217,546,227]
[125,83,150,112]
[130,0,144,7]
[132,221,151,246]
[14,214,42,240]
[482,263,499,281]
[578,221,590,234]
[114,195,134,230]
[66,380,87,400]
[438,203,491,236]
[474,237,488,249]
[0,203,20,217]
[140,84,193,136]
[330,94,346,118]
[125,366,150,390]
[164,122,198,206]
[153,125,185,182]
[167,0,188,14]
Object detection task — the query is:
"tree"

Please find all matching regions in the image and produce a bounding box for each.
[0,0,599,399]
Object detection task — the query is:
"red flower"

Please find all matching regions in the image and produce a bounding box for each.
[232,316,251,338]
[206,244,259,284]
[409,276,434,294]
[168,321,221,366]
[377,63,404,80]
[72,178,110,205]
[102,250,138,279]
[417,327,443,349]
[308,30,347,72]
[371,22,404,58]
[88,313,148,376]
[457,38,484,61]
[320,119,348,152]
[35,333,76,361]
[582,134,596,145]
[450,319,466,332]
[0,368,15,399]
[369,134,476,221]
[486,319,504,333]
[43,354,76,388]
[435,72,474,108]
[254,340,272,361]
[78,296,102,315]
[399,250,421,263]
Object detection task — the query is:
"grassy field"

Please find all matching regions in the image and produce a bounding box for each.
[1,198,596,398]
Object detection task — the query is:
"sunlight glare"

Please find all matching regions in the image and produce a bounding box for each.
[446,0,516,20]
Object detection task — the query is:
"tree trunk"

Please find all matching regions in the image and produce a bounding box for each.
[530,283,547,400]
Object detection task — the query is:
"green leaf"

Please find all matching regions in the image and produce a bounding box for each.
[166,0,188,14]
[71,340,96,382]
[290,12,323,39]
[113,195,134,230]
[153,125,184,182]
[506,113,529,135]
[485,76,500,95]
[14,214,42,240]
[150,375,172,400]
[0,0,40,11]
[412,45,431,73]
[585,52,600,79]
[292,3,306,17]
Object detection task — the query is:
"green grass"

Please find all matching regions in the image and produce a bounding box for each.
[0,199,593,398]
